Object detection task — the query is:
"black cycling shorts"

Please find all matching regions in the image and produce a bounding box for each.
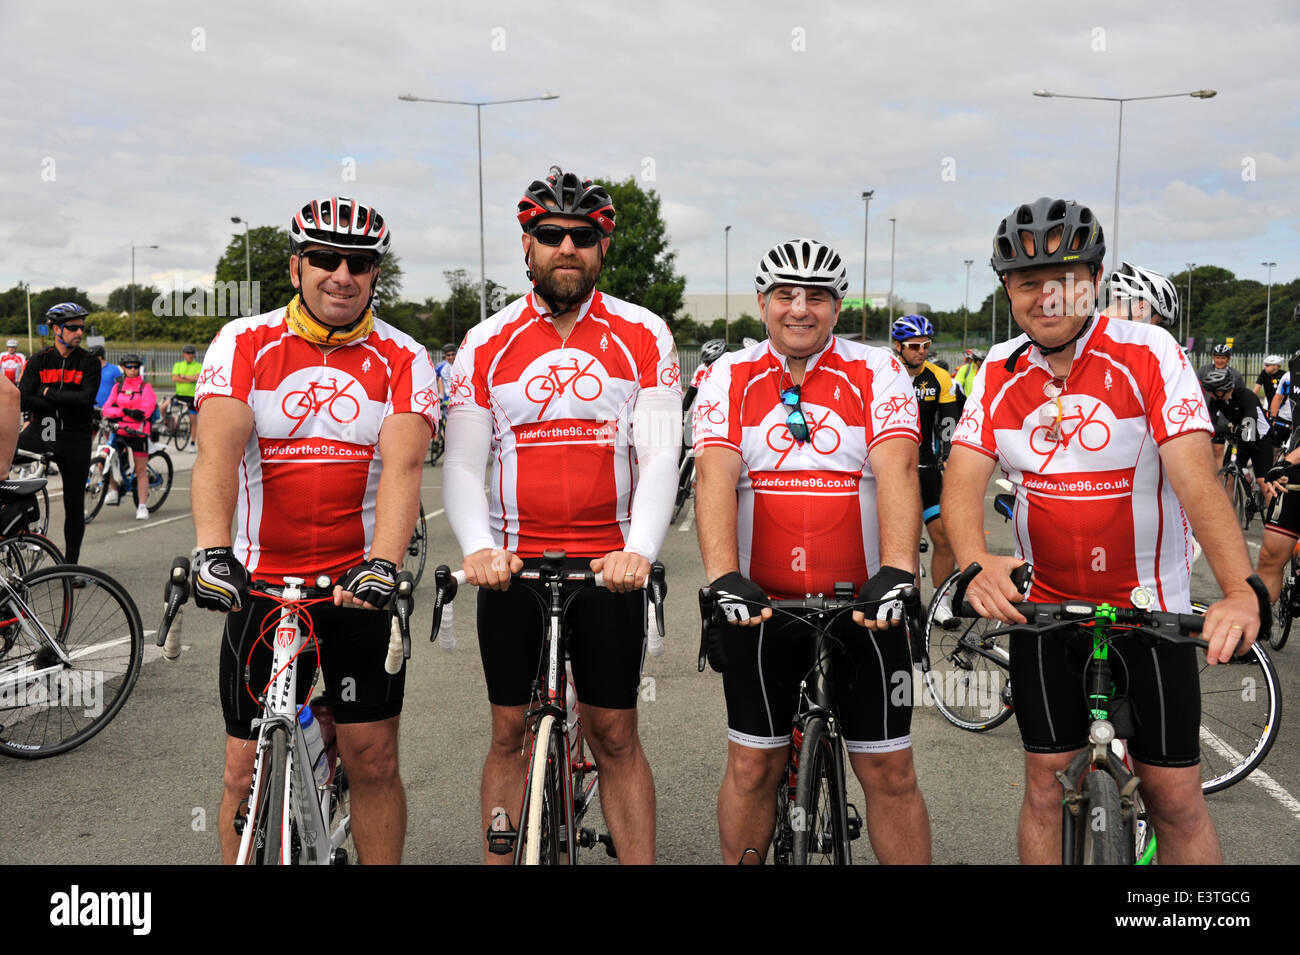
[1009,629,1199,767]
[1265,480,1300,539]
[219,594,404,739]
[477,558,647,710]
[174,394,196,411]
[720,611,913,754]
[919,466,942,523]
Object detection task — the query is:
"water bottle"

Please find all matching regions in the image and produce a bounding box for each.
[438,601,457,651]
[299,705,329,788]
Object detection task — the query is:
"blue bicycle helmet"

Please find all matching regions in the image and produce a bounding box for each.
[891,314,934,341]
[45,302,89,324]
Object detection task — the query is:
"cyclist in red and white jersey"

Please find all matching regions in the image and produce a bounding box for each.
[443,167,680,864]
[0,340,26,384]
[694,238,930,864]
[945,196,1263,865]
[193,196,436,864]
[1103,261,1180,328]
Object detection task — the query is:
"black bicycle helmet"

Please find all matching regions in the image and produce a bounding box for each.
[990,197,1105,276]
[699,339,727,365]
[1200,367,1233,391]
[119,353,143,366]
[517,166,616,235]
[1212,343,1232,356]
[45,302,89,324]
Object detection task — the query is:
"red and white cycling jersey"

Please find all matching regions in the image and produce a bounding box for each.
[693,337,920,599]
[0,352,25,383]
[449,290,680,557]
[953,314,1213,611]
[196,307,438,583]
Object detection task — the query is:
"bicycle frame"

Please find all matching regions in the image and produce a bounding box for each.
[0,564,76,693]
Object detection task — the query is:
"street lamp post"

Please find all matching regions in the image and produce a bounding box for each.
[230,216,252,316]
[1032,88,1216,274]
[861,190,874,342]
[963,259,973,350]
[888,217,897,325]
[1186,263,1195,345]
[130,243,159,349]
[23,282,31,353]
[399,92,559,325]
[1262,261,1277,353]
[724,225,732,344]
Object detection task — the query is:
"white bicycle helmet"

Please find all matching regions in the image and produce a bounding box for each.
[1264,354,1285,366]
[1108,261,1179,328]
[290,196,391,258]
[755,239,850,299]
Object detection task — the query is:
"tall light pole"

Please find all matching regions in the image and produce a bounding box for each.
[23,282,31,353]
[724,225,732,343]
[1185,263,1195,345]
[130,242,159,349]
[399,92,559,325]
[962,260,974,350]
[888,217,897,325]
[1032,88,1216,274]
[231,216,252,316]
[1262,261,1277,353]
[861,190,874,342]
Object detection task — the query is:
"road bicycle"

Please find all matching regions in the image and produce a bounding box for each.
[8,450,53,535]
[0,478,63,576]
[0,560,144,758]
[428,399,447,466]
[85,433,173,523]
[401,501,427,588]
[431,552,666,864]
[158,557,416,864]
[1218,429,1266,530]
[927,563,1281,802]
[152,396,192,452]
[697,582,922,864]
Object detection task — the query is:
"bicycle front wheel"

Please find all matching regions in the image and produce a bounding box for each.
[84,459,109,523]
[255,726,291,864]
[1270,568,1293,652]
[790,717,851,864]
[33,485,50,537]
[0,565,144,758]
[1075,771,1134,865]
[172,413,191,452]
[1199,642,1282,793]
[923,572,1014,732]
[0,532,64,577]
[671,454,694,524]
[1226,471,1251,530]
[145,450,173,513]
[520,714,562,865]
[402,502,428,589]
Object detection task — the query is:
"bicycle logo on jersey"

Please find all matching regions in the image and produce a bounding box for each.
[413,387,438,415]
[1028,399,1112,469]
[1166,396,1208,430]
[693,399,727,430]
[957,405,980,434]
[524,357,604,418]
[766,410,842,468]
[281,376,361,437]
[450,374,473,401]
[872,392,918,424]
[660,363,681,387]
[197,366,229,388]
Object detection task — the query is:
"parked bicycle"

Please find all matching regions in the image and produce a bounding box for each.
[431,552,666,864]
[7,449,53,535]
[152,395,192,452]
[0,478,64,576]
[1219,428,1266,530]
[157,557,416,864]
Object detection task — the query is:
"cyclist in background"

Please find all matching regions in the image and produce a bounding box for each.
[192,196,435,864]
[945,196,1261,865]
[1198,344,1245,393]
[100,354,156,520]
[1268,367,1293,449]
[444,167,680,864]
[890,315,958,609]
[1201,366,1272,504]
[15,303,99,563]
[1104,261,1180,329]
[694,238,930,864]
[91,346,122,410]
[1255,354,1284,405]
[434,343,456,401]
[0,339,26,384]
[172,344,201,452]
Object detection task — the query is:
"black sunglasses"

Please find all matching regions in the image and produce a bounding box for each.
[62,324,85,332]
[781,385,810,444]
[300,249,378,275]
[531,224,604,248]
[122,363,142,369]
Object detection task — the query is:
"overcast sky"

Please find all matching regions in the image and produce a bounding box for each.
[3,0,1297,317]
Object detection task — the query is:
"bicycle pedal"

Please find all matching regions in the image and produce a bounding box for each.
[846,803,863,841]
[486,828,518,855]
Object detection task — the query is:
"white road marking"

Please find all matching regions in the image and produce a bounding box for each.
[116,514,192,535]
[678,508,695,532]
[428,508,445,518]
[1200,726,1300,821]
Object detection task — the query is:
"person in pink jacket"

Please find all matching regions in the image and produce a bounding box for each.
[100,354,157,520]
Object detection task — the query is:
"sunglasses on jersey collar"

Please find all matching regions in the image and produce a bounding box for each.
[781,385,811,444]
[299,249,379,275]
[530,224,605,248]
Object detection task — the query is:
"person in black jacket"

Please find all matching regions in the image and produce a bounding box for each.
[16,303,100,561]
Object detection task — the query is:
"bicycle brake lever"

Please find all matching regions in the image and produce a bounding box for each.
[650,561,666,637]
[157,556,191,649]
[430,564,457,643]
[392,572,414,660]
[697,587,713,673]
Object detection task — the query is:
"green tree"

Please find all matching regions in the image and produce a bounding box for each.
[31,287,94,321]
[374,252,404,311]
[106,284,161,313]
[593,177,687,323]
[213,225,295,316]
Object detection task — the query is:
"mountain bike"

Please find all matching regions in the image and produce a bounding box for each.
[0,562,144,758]
[697,582,921,864]
[158,557,416,864]
[431,552,667,864]
[85,434,173,522]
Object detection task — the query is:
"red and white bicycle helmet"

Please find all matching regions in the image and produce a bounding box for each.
[290,196,391,258]
[517,166,616,235]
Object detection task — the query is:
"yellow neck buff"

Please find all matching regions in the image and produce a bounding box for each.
[286,295,374,347]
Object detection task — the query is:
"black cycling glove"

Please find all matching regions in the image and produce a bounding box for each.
[192,546,249,613]
[710,571,770,624]
[859,565,916,627]
[338,558,398,609]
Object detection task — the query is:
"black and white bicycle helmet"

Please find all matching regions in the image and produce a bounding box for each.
[1212,343,1232,356]
[990,197,1105,276]
[1108,261,1180,328]
[754,239,849,299]
[290,196,391,258]
[1200,367,1234,391]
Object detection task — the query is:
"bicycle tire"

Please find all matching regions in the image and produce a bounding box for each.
[32,485,50,537]
[0,564,144,758]
[1074,770,1133,865]
[402,503,428,589]
[671,455,694,523]
[1270,563,1294,651]
[1229,472,1251,530]
[1199,642,1282,793]
[790,717,851,864]
[257,726,290,864]
[84,459,109,523]
[0,532,64,578]
[328,762,355,865]
[172,413,191,452]
[923,572,1014,732]
[521,714,562,865]
[144,450,173,513]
